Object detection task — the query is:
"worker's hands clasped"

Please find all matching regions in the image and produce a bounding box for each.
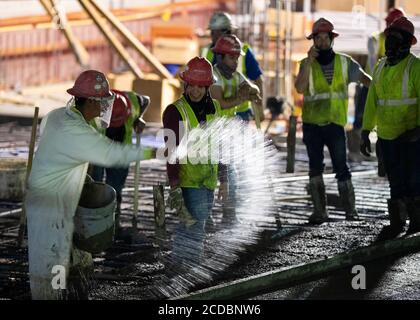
[238,82,252,101]
[360,130,372,157]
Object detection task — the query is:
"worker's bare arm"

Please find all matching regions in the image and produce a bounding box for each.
[210,85,245,109]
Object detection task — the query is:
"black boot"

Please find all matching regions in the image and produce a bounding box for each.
[338,179,359,221]
[406,196,420,235]
[308,176,328,224]
[377,198,406,241]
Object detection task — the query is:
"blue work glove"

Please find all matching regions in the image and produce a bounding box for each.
[360,130,372,157]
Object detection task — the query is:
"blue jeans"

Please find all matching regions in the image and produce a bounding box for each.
[378,138,420,199]
[302,123,351,181]
[172,187,214,264]
[91,166,129,203]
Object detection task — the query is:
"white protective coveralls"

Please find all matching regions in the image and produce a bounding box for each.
[26,105,145,299]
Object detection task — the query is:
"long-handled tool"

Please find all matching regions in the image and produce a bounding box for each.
[131,131,141,240]
[17,106,39,247]
[251,102,261,130]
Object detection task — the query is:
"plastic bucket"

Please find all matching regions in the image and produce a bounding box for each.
[0,158,27,201]
[74,182,116,254]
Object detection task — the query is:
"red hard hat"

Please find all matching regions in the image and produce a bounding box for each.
[180,57,216,86]
[67,70,112,98]
[385,7,405,25]
[307,18,339,40]
[109,90,131,128]
[212,34,244,56]
[384,16,417,45]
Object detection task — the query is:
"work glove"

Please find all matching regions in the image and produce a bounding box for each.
[399,127,420,143]
[167,187,197,227]
[360,130,372,157]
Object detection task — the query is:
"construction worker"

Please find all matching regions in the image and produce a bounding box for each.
[294,18,371,224]
[361,17,420,240]
[163,57,226,264]
[209,34,262,225]
[201,11,264,121]
[366,8,406,75]
[25,70,148,299]
[90,89,151,238]
[349,8,406,164]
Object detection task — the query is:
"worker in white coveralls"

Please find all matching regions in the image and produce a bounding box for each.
[25,70,147,300]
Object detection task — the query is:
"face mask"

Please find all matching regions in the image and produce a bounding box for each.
[91,94,116,128]
[316,47,335,65]
[385,33,411,65]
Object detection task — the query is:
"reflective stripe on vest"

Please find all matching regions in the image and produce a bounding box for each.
[173,96,220,190]
[123,91,141,145]
[303,92,349,102]
[375,55,418,107]
[306,55,348,101]
[302,53,350,126]
[201,45,214,65]
[214,67,240,117]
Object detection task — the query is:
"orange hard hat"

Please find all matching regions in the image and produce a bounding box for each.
[385,7,405,25]
[212,34,244,56]
[307,18,339,40]
[67,70,112,98]
[384,16,417,45]
[180,57,216,86]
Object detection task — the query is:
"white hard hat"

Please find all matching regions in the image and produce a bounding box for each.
[208,11,237,30]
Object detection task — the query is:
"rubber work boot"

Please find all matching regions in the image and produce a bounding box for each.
[406,196,420,235]
[178,203,197,228]
[308,175,328,224]
[377,198,406,241]
[205,215,216,233]
[337,179,359,221]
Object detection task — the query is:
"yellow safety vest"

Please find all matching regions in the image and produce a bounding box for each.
[174,96,221,190]
[202,42,252,113]
[366,31,386,75]
[365,54,420,140]
[302,53,351,127]
[213,67,251,117]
